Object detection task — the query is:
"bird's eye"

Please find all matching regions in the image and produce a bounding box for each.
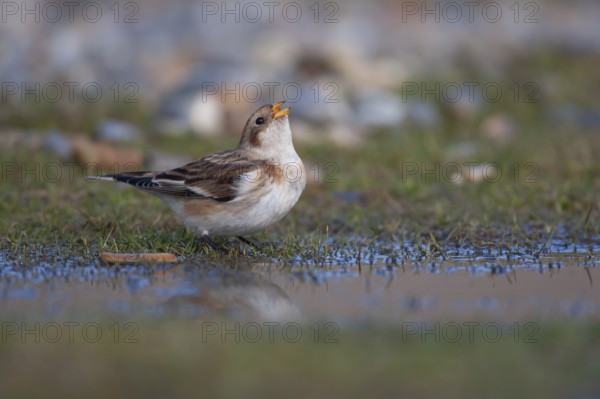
[255,117,265,125]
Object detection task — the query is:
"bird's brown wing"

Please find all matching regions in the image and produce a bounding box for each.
[150,150,264,201]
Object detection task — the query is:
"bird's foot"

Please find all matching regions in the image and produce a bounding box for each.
[236,236,263,253]
[200,235,225,254]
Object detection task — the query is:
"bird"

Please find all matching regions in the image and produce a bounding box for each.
[87,102,306,251]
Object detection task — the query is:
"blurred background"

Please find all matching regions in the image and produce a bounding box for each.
[1,0,599,148]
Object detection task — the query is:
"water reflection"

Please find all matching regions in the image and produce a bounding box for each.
[157,265,300,320]
[0,250,598,322]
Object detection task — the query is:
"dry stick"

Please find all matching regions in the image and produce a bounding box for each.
[100,252,178,264]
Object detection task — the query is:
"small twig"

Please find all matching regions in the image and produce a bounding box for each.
[100,252,178,264]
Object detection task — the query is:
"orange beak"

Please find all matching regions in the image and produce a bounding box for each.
[272,101,290,119]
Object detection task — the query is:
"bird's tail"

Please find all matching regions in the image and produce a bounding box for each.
[87,171,191,197]
[86,171,157,185]
[85,175,118,182]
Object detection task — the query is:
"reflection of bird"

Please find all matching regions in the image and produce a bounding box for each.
[161,268,300,321]
[88,103,306,249]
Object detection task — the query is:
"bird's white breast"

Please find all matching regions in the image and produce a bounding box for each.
[167,157,306,237]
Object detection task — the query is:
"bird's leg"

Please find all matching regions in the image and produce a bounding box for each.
[200,234,224,254]
[236,236,263,252]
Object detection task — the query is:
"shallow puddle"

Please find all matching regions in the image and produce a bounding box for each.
[1,243,598,323]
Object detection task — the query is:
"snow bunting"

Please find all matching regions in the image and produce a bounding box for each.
[88,102,306,249]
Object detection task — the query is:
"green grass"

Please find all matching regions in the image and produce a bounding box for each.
[2,54,599,263]
[1,119,599,265]
[0,56,599,266]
